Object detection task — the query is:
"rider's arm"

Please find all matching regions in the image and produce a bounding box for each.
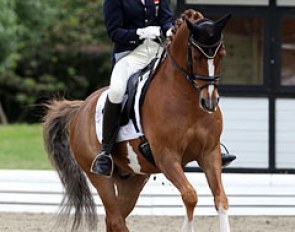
[158,0,173,36]
[103,0,140,45]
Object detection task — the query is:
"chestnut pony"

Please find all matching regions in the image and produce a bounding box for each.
[43,9,231,232]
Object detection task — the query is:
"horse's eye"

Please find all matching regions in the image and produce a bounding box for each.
[219,45,226,57]
[219,49,226,57]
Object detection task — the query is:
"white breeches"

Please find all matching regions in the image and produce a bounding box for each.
[108,39,162,103]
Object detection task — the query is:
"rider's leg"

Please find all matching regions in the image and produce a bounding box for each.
[90,40,161,177]
[90,95,122,176]
[90,58,130,177]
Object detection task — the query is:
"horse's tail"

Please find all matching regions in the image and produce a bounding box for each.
[43,99,98,231]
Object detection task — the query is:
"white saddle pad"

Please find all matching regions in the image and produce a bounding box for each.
[95,72,150,143]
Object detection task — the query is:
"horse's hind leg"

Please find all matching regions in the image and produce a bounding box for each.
[87,174,129,232]
[114,174,150,218]
[198,147,230,232]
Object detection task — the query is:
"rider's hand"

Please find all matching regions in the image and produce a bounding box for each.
[136,26,161,40]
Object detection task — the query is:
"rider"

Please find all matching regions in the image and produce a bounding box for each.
[90,0,173,177]
[90,1,236,177]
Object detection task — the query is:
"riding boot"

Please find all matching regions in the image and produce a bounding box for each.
[221,144,236,167]
[90,96,122,177]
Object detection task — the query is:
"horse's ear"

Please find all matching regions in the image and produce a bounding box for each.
[215,13,232,31]
[186,19,194,32]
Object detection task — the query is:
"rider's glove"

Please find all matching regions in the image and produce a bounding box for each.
[136,26,161,40]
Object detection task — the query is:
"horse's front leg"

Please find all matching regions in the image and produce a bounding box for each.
[198,146,230,232]
[158,150,197,232]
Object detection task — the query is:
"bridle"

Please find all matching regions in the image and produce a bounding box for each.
[166,33,222,90]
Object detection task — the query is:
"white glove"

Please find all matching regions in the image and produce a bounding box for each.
[136,26,161,40]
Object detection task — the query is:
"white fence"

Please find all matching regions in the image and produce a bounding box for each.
[1,170,295,216]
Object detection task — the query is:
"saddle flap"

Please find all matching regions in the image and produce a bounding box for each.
[120,57,160,128]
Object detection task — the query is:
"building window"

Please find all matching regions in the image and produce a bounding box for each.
[221,16,264,85]
[280,17,295,86]
[277,0,295,6]
[185,0,269,6]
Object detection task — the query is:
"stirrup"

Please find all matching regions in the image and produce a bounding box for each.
[90,152,114,177]
[221,153,236,167]
[221,143,236,167]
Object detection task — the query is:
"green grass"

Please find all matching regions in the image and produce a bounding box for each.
[0,124,52,170]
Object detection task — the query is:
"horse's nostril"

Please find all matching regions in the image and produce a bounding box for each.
[216,97,220,105]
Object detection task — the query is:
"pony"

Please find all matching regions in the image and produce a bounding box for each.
[43,9,231,232]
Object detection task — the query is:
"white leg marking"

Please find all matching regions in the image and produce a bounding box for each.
[218,205,231,232]
[181,215,194,232]
[126,143,143,174]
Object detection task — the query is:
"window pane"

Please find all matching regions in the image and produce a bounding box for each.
[281,18,295,86]
[186,0,269,6]
[277,0,295,6]
[276,99,295,169]
[221,17,264,85]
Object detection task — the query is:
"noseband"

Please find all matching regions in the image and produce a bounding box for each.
[166,33,222,90]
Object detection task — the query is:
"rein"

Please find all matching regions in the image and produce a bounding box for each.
[166,34,221,90]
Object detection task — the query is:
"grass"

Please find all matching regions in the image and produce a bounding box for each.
[0,124,52,170]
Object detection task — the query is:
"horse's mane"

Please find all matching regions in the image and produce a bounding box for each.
[170,9,204,41]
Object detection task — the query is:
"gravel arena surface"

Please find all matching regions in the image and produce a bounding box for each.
[0,213,295,232]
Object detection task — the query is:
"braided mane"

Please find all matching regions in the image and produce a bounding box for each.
[170,9,204,40]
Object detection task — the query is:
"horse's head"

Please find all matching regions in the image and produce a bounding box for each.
[185,13,231,113]
[167,10,231,114]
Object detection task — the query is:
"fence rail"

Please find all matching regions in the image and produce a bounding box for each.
[1,170,295,215]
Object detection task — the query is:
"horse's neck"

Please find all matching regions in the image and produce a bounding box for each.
[142,27,214,127]
[143,53,200,122]
[156,29,199,114]
[169,27,189,70]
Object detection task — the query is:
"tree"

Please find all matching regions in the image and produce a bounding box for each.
[0,0,112,122]
[0,0,18,124]
[0,0,18,69]
[0,101,8,124]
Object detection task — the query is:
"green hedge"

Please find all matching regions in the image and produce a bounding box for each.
[0,124,51,169]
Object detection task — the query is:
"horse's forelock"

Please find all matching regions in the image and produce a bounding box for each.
[171,9,204,40]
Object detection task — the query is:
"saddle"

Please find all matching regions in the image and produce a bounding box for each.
[119,57,162,166]
[120,57,158,128]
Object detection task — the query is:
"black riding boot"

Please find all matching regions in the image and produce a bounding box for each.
[90,96,122,177]
[221,144,236,167]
